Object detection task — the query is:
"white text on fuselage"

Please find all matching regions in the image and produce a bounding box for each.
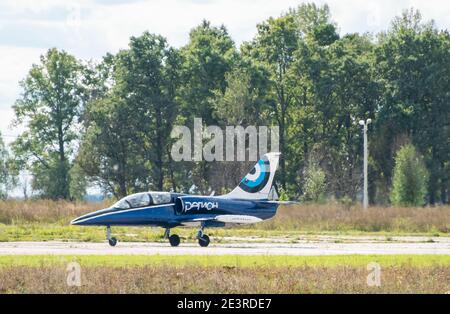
[184,201,219,212]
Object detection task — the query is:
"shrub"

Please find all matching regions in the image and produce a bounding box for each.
[301,160,326,203]
[390,144,428,206]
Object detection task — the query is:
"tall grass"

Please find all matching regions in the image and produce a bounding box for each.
[256,204,450,233]
[0,199,109,224]
[0,199,448,233]
[0,264,448,293]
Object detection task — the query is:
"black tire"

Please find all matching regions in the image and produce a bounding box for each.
[198,234,210,247]
[169,234,180,247]
[108,237,117,247]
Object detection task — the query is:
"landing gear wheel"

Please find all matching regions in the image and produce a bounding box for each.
[108,237,117,247]
[169,234,180,247]
[198,234,210,247]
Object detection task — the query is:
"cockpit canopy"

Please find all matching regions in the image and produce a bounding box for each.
[112,192,172,209]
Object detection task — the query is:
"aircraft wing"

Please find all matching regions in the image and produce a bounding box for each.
[262,200,300,205]
[177,214,262,227]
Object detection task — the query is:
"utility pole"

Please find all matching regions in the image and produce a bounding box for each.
[359,118,372,210]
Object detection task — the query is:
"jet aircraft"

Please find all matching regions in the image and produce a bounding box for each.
[71,152,281,247]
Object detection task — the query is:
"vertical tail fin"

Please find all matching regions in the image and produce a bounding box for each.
[224,152,281,200]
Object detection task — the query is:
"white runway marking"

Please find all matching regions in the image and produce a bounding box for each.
[0,240,449,256]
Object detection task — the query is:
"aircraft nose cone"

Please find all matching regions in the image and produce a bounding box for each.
[70,216,84,225]
[70,207,117,226]
[70,211,100,226]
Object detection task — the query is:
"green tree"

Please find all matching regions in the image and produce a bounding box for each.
[180,20,238,124]
[78,95,143,198]
[390,144,429,206]
[212,68,259,125]
[242,4,341,196]
[312,34,378,200]
[68,162,88,201]
[291,3,339,45]
[245,14,299,190]
[78,32,180,197]
[374,9,450,204]
[12,48,85,199]
[209,67,264,192]
[119,32,180,191]
[301,156,326,203]
[0,135,18,199]
[177,21,238,193]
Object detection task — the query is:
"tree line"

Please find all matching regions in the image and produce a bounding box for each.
[0,4,448,205]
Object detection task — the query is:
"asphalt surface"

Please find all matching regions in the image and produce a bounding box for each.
[0,239,449,256]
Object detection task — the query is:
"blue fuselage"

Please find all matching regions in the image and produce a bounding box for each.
[71,194,279,228]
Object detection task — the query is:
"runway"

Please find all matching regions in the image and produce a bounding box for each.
[0,239,449,256]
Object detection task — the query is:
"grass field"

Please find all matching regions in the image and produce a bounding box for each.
[0,255,448,293]
[1,254,449,267]
[0,199,448,293]
[0,200,448,242]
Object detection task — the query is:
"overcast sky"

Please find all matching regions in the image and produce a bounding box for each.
[1,0,449,143]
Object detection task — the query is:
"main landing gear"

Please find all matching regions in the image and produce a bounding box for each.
[106,226,118,247]
[106,225,210,248]
[164,226,210,247]
[197,225,210,247]
[164,228,180,247]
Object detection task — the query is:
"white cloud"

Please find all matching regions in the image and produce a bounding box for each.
[0,46,44,141]
[0,45,45,107]
[2,0,449,56]
[87,0,302,49]
[0,107,23,144]
[326,0,450,34]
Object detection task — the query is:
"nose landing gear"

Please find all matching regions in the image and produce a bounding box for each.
[106,226,118,247]
[109,237,117,246]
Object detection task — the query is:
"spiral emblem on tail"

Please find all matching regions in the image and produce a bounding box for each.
[238,159,270,193]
